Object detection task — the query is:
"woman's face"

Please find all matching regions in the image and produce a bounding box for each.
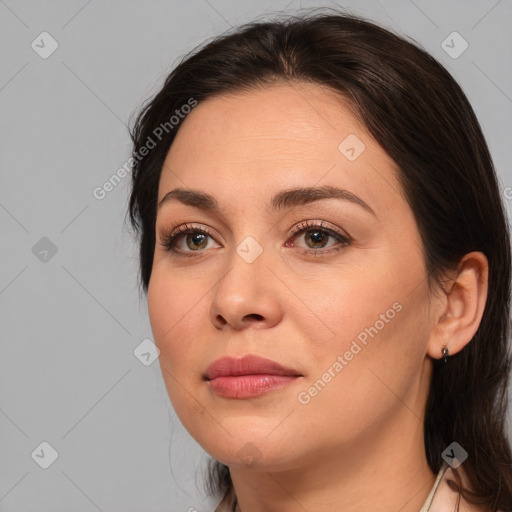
[148,82,436,471]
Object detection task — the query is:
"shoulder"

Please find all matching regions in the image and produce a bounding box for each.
[429,465,503,512]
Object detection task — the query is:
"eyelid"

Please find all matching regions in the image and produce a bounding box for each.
[288,219,352,241]
[159,219,352,256]
[158,223,221,256]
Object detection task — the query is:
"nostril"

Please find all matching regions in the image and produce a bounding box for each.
[244,314,264,322]
[216,315,227,325]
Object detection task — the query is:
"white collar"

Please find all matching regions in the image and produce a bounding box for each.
[418,462,450,512]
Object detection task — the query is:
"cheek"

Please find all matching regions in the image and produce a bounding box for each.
[300,256,427,403]
[147,269,206,372]
[301,264,400,362]
[313,274,430,408]
[147,270,212,428]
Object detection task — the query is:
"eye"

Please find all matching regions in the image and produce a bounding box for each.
[159,223,219,256]
[286,220,352,255]
[158,220,352,258]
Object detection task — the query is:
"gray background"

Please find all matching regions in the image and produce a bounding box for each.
[1,1,511,511]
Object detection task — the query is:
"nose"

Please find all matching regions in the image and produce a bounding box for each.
[209,248,284,331]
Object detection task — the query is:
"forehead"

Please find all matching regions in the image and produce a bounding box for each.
[157,82,403,216]
[167,82,367,162]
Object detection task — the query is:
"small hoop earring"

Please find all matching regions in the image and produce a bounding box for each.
[442,345,450,364]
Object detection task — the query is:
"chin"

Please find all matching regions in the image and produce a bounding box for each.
[195,427,309,473]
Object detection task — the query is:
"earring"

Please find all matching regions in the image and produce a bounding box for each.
[442,345,450,364]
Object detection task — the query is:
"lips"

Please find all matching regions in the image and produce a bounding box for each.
[204,354,302,398]
[204,354,301,380]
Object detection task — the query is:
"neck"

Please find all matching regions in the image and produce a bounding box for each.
[229,406,436,512]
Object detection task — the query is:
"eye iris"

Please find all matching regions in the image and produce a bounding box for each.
[186,233,208,250]
[306,230,328,248]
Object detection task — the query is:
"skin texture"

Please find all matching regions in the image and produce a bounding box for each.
[147,82,488,512]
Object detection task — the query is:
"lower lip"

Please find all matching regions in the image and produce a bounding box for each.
[207,374,300,398]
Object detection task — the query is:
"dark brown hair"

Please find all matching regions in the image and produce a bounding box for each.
[126,8,512,512]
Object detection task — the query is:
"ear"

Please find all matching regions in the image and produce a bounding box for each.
[427,251,489,360]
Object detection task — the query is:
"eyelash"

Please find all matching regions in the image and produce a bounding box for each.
[158,220,352,258]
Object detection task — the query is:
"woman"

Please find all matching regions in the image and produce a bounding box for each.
[126,9,512,512]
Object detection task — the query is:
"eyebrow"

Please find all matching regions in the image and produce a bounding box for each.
[158,185,376,216]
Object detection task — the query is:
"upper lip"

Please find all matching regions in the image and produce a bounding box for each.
[204,354,302,380]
